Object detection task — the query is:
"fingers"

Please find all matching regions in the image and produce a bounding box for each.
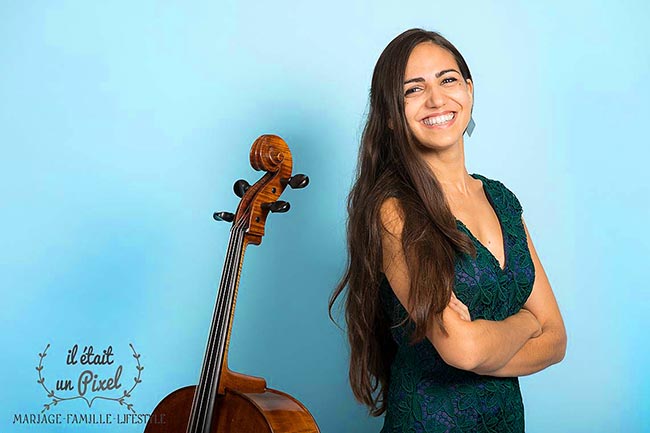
[448,303,470,321]
[520,308,542,338]
[448,292,471,321]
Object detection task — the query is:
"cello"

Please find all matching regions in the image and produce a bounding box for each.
[145,135,320,433]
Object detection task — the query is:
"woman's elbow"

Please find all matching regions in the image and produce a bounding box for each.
[553,329,567,364]
[437,337,483,371]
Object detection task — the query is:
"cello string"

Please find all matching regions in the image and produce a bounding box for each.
[201,219,246,432]
[193,218,247,433]
[187,223,231,433]
[191,220,242,433]
[188,219,245,433]
[205,221,244,430]
[197,220,244,432]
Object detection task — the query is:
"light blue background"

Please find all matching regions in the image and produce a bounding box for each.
[1,1,648,432]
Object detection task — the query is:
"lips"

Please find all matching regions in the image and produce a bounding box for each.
[421,112,456,128]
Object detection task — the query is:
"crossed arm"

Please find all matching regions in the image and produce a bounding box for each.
[449,219,567,376]
[380,199,567,378]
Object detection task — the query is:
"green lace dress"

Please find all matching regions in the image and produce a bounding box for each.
[379,173,535,433]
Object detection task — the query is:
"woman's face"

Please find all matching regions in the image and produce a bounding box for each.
[402,42,473,152]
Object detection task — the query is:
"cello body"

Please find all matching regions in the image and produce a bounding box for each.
[144,135,319,433]
[146,384,318,433]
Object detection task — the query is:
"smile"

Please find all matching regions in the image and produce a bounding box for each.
[422,112,456,128]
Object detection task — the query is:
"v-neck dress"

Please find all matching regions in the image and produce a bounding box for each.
[379,173,535,433]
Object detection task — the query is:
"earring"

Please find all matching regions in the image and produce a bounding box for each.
[465,116,476,137]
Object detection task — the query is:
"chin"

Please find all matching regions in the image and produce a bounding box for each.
[415,135,463,151]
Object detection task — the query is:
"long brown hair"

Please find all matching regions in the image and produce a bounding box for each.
[329,29,477,416]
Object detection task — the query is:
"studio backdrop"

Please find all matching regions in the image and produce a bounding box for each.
[1,1,648,432]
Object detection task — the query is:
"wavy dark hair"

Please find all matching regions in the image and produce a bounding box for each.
[329,29,478,416]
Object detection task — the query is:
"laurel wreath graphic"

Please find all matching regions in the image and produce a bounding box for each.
[36,343,143,414]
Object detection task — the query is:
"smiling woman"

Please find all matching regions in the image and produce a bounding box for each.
[329,28,566,432]
[403,43,474,151]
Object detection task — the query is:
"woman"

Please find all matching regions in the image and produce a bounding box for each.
[330,28,567,432]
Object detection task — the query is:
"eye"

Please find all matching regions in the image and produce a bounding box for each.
[442,77,458,85]
[404,86,422,96]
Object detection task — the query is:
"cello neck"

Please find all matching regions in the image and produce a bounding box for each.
[186,221,247,433]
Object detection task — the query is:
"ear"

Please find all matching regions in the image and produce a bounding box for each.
[466,78,474,104]
[388,118,394,130]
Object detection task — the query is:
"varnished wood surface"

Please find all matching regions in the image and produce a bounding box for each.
[145,135,319,433]
[144,382,320,433]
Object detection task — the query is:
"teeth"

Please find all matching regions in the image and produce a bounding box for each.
[423,113,455,126]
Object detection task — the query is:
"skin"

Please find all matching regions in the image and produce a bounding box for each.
[380,42,566,376]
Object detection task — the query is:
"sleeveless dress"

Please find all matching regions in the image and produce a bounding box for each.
[379,173,535,433]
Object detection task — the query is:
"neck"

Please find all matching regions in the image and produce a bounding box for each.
[418,138,473,196]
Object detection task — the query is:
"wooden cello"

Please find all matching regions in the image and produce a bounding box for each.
[145,135,320,433]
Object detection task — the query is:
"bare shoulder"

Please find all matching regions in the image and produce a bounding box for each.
[379,197,407,283]
[379,197,404,236]
[378,197,480,369]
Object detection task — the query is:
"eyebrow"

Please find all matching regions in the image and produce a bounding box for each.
[404,69,460,85]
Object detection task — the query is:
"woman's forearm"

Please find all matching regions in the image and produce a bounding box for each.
[472,324,567,377]
[462,310,540,372]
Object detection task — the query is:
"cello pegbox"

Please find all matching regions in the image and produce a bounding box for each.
[281,174,310,189]
[261,201,291,214]
[213,211,235,223]
[233,179,251,198]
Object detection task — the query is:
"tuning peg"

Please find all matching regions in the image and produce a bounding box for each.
[261,201,290,213]
[213,211,235,222]
[281,174,309,189]
[233,179,251,198]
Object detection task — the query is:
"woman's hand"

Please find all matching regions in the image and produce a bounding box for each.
[448,292,471,321]
[448,294,542,339]
[520,308,543,338]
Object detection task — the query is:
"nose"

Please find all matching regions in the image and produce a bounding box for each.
[425,86,446,108]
